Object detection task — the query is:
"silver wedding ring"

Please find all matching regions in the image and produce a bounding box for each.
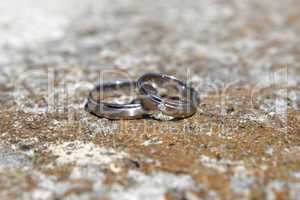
[85,81,147,119]
[137,73,200,119]
[86,73,200,120]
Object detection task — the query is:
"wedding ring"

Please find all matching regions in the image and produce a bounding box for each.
[137,73,200,119]
[85,81,147,119]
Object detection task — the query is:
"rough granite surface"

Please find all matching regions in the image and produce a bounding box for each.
[0,0,300,199]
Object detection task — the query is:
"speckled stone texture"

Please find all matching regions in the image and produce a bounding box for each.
[0,0,300,199]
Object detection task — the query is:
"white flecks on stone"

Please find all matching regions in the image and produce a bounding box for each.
[266,147,274,156]
[30,189,53,200]
[108,170,201,200]
[291,172,300,180]
[265,180,286,200]
[28,168,205,200]
[25,170,92,200]
[199,155,244,173]
[206,191,221,200]
[0,143,32,169]
[48,141,128,166]
[70,166,105,181]
[283,146,300,155]
[86,119,120,135]
[152,111,175,121]
[114,55,140,69]
[260,164,269,171]
[240,113,269,124]
[288,183,300,200]
[230,165,255,198]
[0,0,67,48]
[142,138,163,146]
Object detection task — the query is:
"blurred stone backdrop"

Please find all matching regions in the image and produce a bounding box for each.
[0,0,300,199]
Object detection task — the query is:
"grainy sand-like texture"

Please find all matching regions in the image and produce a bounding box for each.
[0,0,300,199]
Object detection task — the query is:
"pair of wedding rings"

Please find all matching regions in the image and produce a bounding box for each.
[85,73,200,120]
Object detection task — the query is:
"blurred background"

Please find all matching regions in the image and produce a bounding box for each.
[0,0,300,199]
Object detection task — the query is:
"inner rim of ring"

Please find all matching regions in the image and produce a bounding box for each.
[139,74,196,107]
[89,81,141,108]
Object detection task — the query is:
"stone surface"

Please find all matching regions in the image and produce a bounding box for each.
[0,0,300,199]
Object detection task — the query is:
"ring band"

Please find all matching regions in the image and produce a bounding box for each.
[85,81,147,119]
[137,73,200,119]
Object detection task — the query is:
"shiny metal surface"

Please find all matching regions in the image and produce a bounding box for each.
[86,81,148,119]
[137,73,200,119]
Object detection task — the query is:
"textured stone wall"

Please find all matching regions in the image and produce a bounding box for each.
[0,0,300,199]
